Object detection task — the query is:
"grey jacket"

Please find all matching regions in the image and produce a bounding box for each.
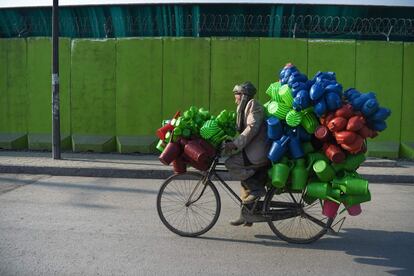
[233,99,270,165]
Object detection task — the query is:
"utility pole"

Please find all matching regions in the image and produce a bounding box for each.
[52,0,61,159]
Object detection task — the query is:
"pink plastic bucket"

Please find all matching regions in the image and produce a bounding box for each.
[346,204,362,216]
[322,200,340,218]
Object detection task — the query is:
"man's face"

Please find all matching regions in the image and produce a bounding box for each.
[234,93,242,105]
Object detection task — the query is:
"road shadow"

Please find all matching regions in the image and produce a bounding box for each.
[0,175,158,195]
[201,228,414,275]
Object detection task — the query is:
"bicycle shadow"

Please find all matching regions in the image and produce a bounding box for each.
[200,228,414,275]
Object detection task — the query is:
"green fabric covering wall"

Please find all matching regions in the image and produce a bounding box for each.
[71,39,116,136]
[210,38,259,114]
[258,38,308,102]
[27,38,71,135]
[0,39,27,133]
[0,37,413,157]
[162,38,210,118]
[356,41,403,158]
[400,43,414,158]
[116,38,163,137]
[308,40,356,89]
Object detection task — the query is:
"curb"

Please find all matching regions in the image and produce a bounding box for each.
[1,165,413,184]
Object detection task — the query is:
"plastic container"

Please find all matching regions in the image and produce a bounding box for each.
[310,82,325,100]
[159,142,182,165]
[324,143,346,164]
[335,131,357,145]
[301,110,319,134]
[313,160,335,182]
[184,140,208,164]
[286,110,303,127]
[322,200,340,218]
[325,92,342,111]
[327,117,347,132]
[268,135,290,163]
[291,159,308,191]
[346,204,362,216]
[172,157,187,174]
[314,98,327,117]
[289,135,304,159]
[279,85,294,107]
[314,125,331,142]
[334,104,354,119]
[267,101,290,120]
[267,117,283,140]
[347,116,366,132]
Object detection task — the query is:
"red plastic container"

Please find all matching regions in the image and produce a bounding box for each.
[324,143,346,163]
[315,125,331,142]
[346,116,366,132]
[334,104,354,119]
[184,140,208,163]
[357,125,376,139]
[335,131,357,145]
[195,138,217,158]
[327,117,347,132]
[320,113,335,127]
[159,142,182,165]
[182,153,211,171]
[346,204,362,216]
[341,134,364,154]
[156,124,174,140]
[172,156,187,174]
[322,200,340,218]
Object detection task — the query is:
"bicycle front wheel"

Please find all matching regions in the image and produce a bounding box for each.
[157,172,221,237]
[264,188,334,244]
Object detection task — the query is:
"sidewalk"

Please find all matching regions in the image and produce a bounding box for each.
[0,150,413,183]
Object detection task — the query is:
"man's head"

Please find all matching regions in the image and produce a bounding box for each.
[233,81,257,105]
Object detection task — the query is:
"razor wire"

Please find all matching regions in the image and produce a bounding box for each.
[2,13,414,40]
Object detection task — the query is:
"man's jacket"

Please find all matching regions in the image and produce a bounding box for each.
[233,99,270,165]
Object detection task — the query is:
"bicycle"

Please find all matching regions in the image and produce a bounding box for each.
[156,152,335,244]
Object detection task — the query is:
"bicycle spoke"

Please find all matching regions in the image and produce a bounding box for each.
[157,172,220,237]
[266,188,330,243]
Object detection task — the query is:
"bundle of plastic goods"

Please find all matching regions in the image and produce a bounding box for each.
[265,63,391,218]
[156,106,236,173]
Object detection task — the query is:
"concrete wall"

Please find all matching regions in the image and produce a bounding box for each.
[0,37,412,158]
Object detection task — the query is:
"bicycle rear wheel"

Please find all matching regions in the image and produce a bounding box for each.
[157,172,221,237]
[264,188,334,244]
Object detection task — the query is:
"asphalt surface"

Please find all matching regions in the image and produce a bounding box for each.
[0,174,413,275]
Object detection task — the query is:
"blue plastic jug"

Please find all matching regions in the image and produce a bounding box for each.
[310,82,325,100]
[291,82,307,94]
[268,135,290,163]
[289,135,305,159]
[352,92,376,111]
[267,117,283,140]
[369,107,391,122]
[314,98,327,117]
[361,98,379,117]
[325,83,342,95]
[325,92,342,111]
[293,90,311,111]
[344,88,360,101]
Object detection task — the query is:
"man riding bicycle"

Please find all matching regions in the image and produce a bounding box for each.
[223,81,270,226]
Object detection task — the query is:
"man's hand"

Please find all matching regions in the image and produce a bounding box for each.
[223,142,237,154]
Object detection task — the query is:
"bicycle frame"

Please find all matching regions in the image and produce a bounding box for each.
[188,155,307,224]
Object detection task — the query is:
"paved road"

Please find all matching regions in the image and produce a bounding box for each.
[0,174,413,276]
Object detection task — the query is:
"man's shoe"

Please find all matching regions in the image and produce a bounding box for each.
[229,216,246,226]
[242,194,260,205]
